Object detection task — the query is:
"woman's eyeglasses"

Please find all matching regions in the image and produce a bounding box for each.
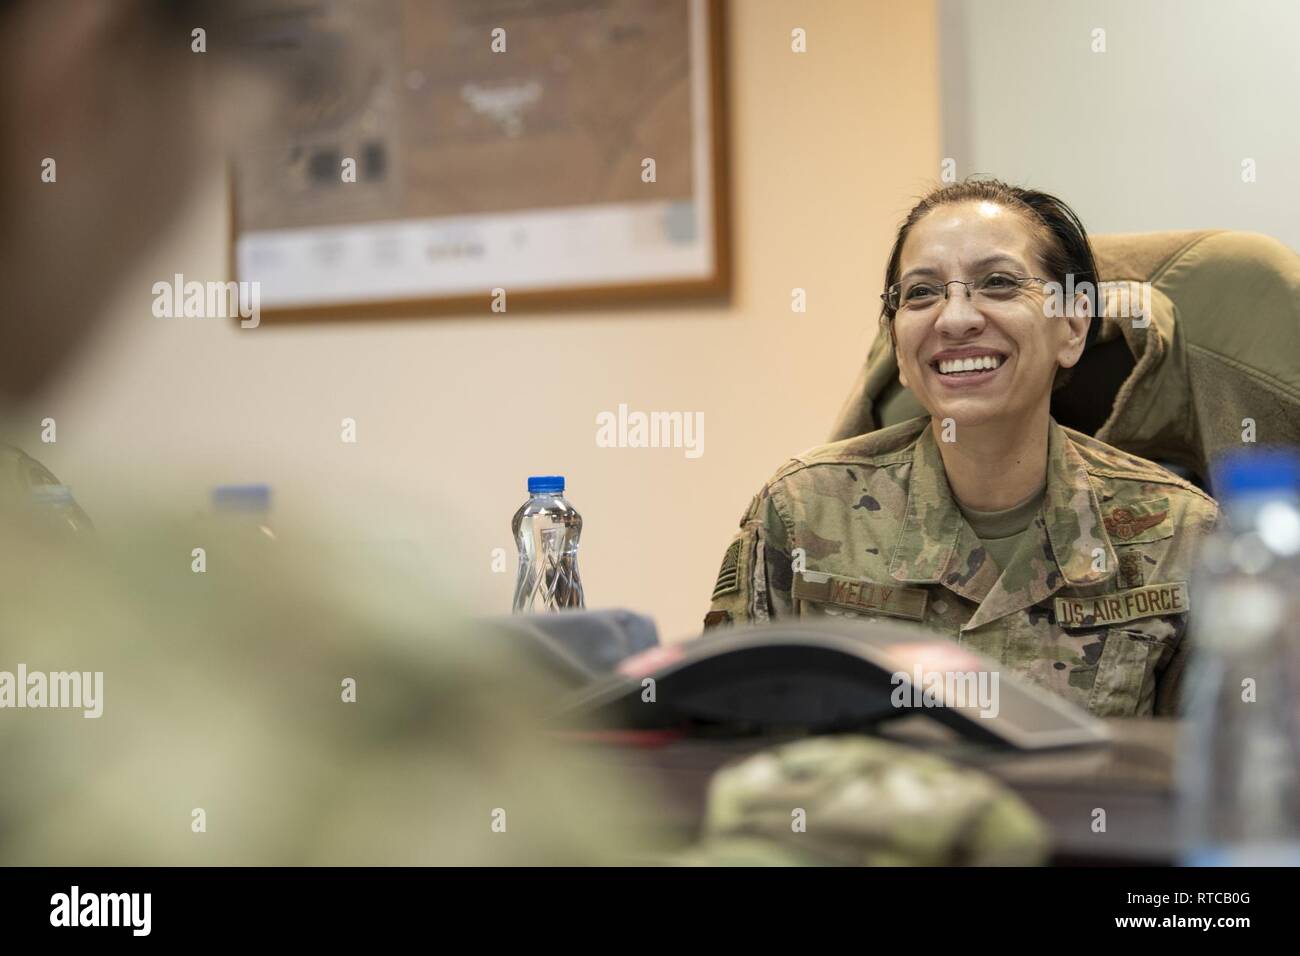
[881,272,1050,316]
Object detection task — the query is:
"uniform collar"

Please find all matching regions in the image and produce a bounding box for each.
[888,418,1117,624]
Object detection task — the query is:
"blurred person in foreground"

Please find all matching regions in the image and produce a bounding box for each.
[0,0,638,865]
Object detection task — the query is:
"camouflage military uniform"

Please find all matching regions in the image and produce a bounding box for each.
[704,416,1219,718]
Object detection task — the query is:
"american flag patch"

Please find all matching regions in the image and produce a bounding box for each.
[712,540,741,599]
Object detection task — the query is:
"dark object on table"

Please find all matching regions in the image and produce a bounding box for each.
[560,618,1109,750]
[491,608,660,685]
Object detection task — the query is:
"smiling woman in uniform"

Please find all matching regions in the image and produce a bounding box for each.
[704,179,1219,717]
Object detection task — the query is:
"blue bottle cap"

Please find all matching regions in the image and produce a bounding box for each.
[29,483,74,505]
[527,475,565,494]
[213,484,272,512]
[1210,449,1300,500]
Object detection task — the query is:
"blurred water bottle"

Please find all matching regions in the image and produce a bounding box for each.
[512,476,584,613]
[212,484,276,541]
[29,484,94,534]
[1178,449,1300,865]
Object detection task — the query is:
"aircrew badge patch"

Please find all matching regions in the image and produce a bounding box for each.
[1103,497,1170,542]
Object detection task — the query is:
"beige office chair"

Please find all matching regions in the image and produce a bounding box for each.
[830,230,1300,491]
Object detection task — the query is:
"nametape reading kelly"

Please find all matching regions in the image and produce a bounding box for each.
[794,572,928,621]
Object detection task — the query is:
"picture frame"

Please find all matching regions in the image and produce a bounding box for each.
[229,0,730,321]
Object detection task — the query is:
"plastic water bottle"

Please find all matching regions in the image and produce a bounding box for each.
[29,484,94,533]
[1178,449,1300,865]
[512,475,584,613]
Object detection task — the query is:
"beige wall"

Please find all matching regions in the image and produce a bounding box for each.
[31,0,939,642]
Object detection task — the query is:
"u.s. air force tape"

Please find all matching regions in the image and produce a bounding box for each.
[1054,581,1188,629]
[793,570,928,621]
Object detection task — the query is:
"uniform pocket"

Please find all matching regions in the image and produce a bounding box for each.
[1086,625,1166,716]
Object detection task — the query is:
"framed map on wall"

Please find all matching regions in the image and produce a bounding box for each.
[230,0,729,319]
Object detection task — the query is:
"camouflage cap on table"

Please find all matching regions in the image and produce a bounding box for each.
[677,735,1050,866]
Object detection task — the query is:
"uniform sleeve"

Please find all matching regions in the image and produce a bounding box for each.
[702,483,796,631]
[1154,497,1221,716]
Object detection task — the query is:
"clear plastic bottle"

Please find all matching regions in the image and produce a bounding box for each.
[28,483,94,534]
[512,475,584,613]
[1177,449,1300,865]
[212,484,276,541]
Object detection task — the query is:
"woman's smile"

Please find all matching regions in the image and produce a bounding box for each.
[927,346,1010,390]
